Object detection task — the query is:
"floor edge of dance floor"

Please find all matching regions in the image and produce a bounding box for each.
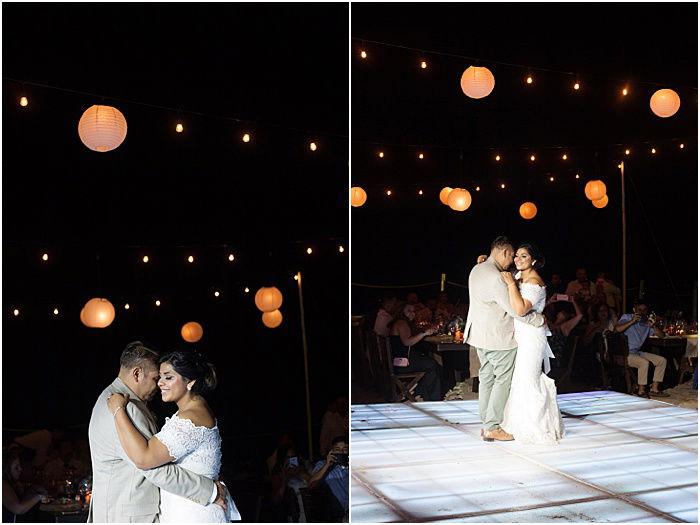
[350,390,698,523]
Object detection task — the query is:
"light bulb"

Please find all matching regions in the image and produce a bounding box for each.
[339,245,345,253]
[42,253,48,261]
[495,155,501,161]
[386,189,392,196]
[651,148,656,154]
[310,142,317,151]
[420,60,427,69]
[575,174,580,179]
[550,176,555,182]
[475,186,480,191]
[53,308,59,315]
[214,291,220,297]
[680,143,685,149]
[155,300,161,306]
[142,256,149,263]
[228,254,235,261]
[19,96,28,107]
[622,88,628,96]
[124,303,130,310]
[187,255,194,263]
[360,50,367,59]
[175,123,183,133]
[13,309,19,316]
[418,153,424,159]
[562,154,568,160]
[530,155,536,162]
[378,151,384,158]
[306,247,313,254]
[242,133,250,143]
[418,190,423,195]
[244,287,250,293]
[618,164,622,168]
[625,149,630,155]
[501,183,506,189]
[293,275,298,281]
[574,82,580,90]
[526,76,533,84]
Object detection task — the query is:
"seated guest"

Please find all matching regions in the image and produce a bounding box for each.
[548,273,566,298]
[615,301,669,397]
[436,292,455,317]
[319,396,349,457]
[565,268,597,309]
[582,303,617,348]
[43,439,89,493]
[389,303,441,400]
[405,291,427,316]
[266,443,310,522]
[308,436,349,522]
[2,449,47,523]
[544,296,583,367]
[596,272,622,312]
[373,295,397,337]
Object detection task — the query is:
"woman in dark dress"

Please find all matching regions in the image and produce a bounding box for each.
[2,448,47,522]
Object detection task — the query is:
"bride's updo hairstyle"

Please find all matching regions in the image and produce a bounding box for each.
[159,351,217,394]
[517,243,545,270]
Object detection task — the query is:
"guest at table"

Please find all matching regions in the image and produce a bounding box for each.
[43,439,89,495]
[436,292,455,317]
[565,268,597,310]
[548,273,566,298]
[389,303,441,400]
[308,436,348,522]
[2,448,47,522]
[264,443,309,522]
[582,303,617,348]
[373,295,398,337]
[405,291,427,316]
[595,272,622,312]
[544,296,583,367]
[615,301,669,397]
[319,396,349,457]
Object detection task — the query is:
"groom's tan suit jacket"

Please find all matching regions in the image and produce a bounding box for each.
[464,257,544,350]
[87,378,215,523]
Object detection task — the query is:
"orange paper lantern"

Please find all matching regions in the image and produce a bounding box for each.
[519,202,537,220]
[447,188,472,211]
[78,105,127,152]
[181,322,204,343]
[592,194,609,208]
[460,66,495,99]
[350,187,367,207]
[254,287,283,312]
[584,180,607,201]
[650,89,681,118]
[81,298,116,328]
[439,187,454,205]
[262,309,283,328]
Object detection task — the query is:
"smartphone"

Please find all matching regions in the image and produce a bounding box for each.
[288,456,298,467]
[555,294,569,302]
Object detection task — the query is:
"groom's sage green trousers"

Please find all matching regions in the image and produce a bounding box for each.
[476,347,517,431]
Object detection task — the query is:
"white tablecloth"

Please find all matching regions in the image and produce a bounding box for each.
[685,335,698,358]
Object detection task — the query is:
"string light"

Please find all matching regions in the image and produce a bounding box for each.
[309,142,317,151]
[418,189,423,195]
[562,154,568,160]
[155,300,161,306]
[175,123,184,133]
[242,133,251,143]
[617,164,622,168]
[214,291,220,297]
[574,81,581,90]
[294,274,298,281]
[13,309,19,317]
[418,152,424,159]
[244,287,250,293]
[228,254,235,261]
[187,255,194,263]
[526,75,533,84]
[625,149,630,155]
[53,308,59,315]
[19,96,28,107]
[500,183,506,189]
[575,174,580,179]
[360,50,367,59]
[306,247,313,254]
[124,303,130,310]
[378,151,384,158]
[420,60,427,69]
[549,176,555,182]
[339,245,345,253]
[495,155,501,161]
[622,87,628,96]
[386,189,392,196]
[41,253,48,261]
[651,148,656,154]
[475,186,480,191]
[530,155,536,162]
[142,256,149,263]
[680,143,685,149]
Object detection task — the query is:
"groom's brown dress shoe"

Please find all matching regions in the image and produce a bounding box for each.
[483,428,514,442]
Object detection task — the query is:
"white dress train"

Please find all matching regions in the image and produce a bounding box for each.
[155,413,241,522]
[501,282,565,444]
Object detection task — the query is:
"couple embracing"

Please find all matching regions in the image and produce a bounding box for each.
[466,236,565,445]
[87,342,240,522]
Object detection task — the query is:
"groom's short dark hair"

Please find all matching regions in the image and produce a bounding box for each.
[491,236,512,251]
[120,341,160,371]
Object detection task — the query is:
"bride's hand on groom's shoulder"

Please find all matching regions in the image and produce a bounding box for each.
[107,393,130,413]
[476,254,488,264]
[500,272,515,286]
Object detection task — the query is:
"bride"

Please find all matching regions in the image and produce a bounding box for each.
[480,243,565,444]
[107,351,240,522]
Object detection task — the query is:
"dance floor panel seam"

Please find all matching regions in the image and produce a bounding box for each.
[351,392,698,523]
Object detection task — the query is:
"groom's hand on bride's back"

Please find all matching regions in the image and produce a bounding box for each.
[213,481,228,510]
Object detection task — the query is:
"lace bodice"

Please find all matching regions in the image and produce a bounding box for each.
[155,413,222,479]
[519,282,547,313]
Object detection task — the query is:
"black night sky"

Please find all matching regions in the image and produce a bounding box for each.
[3,1,348,475]
[351,3,697,316]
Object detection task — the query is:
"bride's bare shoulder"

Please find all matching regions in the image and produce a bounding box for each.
[524,274,546,287]
[177,406,216,429]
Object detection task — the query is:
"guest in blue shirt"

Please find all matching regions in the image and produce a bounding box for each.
[308,436,348,521]
[615,301,669,397]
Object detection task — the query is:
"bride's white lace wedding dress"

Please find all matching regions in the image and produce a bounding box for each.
[501,282,565,444]
[155,413,241,522]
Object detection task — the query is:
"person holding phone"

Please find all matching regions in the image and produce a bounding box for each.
[308,436,348,522]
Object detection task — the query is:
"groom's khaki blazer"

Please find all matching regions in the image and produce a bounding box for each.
[464,256,544,350]
[87,378,215,523]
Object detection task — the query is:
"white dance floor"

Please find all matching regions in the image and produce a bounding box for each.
[351,391,697,523]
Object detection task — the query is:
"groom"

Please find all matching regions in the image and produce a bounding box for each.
[464,237,545,442]
[88,341,227,522]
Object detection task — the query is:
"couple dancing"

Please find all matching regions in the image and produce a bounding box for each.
[466,236,565,444]
[87,342,240,522]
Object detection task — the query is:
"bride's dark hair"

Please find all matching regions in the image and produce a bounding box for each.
[517,243,545,269]
[159,351,217,394]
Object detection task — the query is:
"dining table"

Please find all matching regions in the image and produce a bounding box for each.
[423,334,471,394]
[645,334,697,389]
[39,498,89,522]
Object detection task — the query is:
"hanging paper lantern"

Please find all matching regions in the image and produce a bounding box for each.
[81,298,116,328]
[351,186,367,207]
[650,89,681,118]
[262,309,283,328]
[78,105,127,152]
[254,287,283,312]
[460,66,495,99]
[447,188,472,211]
[592,194,609,209]
[181,322,204,343]
[519,202,537,220]
[584,180,607,201]
[439,187,454,205]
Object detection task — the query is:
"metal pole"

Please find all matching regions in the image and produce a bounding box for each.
[440,273,446,292]
[621,161,627,313]
[296,271,314,462]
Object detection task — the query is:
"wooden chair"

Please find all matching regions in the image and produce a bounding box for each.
[551,335,578,392]
[594,333,611,389]
[605,332,637,394]
[299,486,335,523]
[378,335,425,402]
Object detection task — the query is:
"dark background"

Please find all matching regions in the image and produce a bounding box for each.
[351,2,698,317]
[3,1,348,501]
